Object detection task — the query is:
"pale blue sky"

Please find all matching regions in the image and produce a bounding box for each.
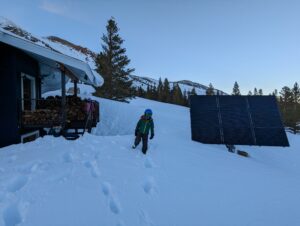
[1,0,299,94]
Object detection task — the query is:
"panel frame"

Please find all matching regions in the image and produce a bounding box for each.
[190,95,289,147]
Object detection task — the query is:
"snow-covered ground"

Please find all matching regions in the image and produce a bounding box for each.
[0,88,300,226]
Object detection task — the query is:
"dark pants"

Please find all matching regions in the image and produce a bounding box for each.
[135,133,148,154]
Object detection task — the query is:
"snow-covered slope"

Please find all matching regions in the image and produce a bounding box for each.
[0,17,103,87]
[0,86,299,225]
[130,75,227,95]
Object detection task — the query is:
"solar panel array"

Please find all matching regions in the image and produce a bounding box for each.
[190,95,289,146]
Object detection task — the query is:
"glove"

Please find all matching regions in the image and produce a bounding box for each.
[135,130,138,136]
[150,134,154,140]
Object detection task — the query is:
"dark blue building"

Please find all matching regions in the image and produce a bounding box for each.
[0,30,100,148]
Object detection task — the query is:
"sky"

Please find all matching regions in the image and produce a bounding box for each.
[0,0,299,94]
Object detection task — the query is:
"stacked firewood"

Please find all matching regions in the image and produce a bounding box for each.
[22,109,60,126]
[66,96,86,122]
[22,95,98,126]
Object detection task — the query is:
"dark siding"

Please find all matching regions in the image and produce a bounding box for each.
[0,43,40,148]
[0,43,19,148]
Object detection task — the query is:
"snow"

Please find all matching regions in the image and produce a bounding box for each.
[1,89,300,225]
[0,17,103,87]
[130,75,208,95]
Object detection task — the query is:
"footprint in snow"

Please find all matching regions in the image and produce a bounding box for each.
[6,175,28,193]
[7,155,17,164]
[63,152,74,163]
[101,182,121,215]
[144,158,154,169]
[18,162,40,175]
[2,203,22,226]
[84,161,101,178]
[143,177,156,194]
[109,197,121,214]
[101,182,112,196]
[116,220,126,226]
[0,191,5,203]
[139,210,154,226]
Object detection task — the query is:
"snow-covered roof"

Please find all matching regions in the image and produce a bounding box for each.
[0,29,101,86]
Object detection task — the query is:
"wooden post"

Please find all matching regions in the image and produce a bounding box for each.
[61,66,66,129]
[74,80,78,97]
[74,79,78,134]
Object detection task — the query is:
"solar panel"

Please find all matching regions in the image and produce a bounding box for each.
[190,95,289,147]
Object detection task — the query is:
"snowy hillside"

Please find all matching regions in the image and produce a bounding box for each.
[130,75,226,95]
[0,17,225,95]
[0,17,103,88]
[0,85,300,226]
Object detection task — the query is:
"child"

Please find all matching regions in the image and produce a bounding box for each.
[132,109,154,154]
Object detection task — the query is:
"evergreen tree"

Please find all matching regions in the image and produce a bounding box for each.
[162,78,171,102]
[248,91,253,96]
[183,90,189,106]
[279,85,300,134]
[157,78,163,101]
[232,81,241,95]
[151,85,158,100]
[190,87,197,95]
[280,86,293,103]
[171,84,184,105]
[206,83,215,95]
[258,89,263,96]
[272,89,278,97]
[95,17,134,102]
[137,86,146,97]
[145,85,152,99]
[253,88,258,96]
[292,82,300,103]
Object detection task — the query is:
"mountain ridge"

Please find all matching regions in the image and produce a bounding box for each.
[0,17,226,95]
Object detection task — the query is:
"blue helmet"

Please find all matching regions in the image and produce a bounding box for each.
[144,109,153,115]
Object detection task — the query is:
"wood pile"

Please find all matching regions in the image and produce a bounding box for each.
[22,95,99,127]
[22,109,60,126]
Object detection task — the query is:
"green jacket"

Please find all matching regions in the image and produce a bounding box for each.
[135,115,154,135]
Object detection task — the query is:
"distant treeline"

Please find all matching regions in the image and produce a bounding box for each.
[133,78,196,107]
[232,81,300,134]
[93,18,299,133]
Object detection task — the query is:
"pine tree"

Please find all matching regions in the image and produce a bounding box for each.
[137,86,145,97]
[232,81,241,95]
[95,17,134,102]
[157,78,163,101]
[292,82,300,103]
[206,83,215,95]
[190,87,197,95]
[183,90,189,106]
[248,91,253,96]
[162,78,171,102]
[145,85,152,99]
[280,86,293,103]
[258,89,263,96]
[151,85,158,100]
[272,89,278,97]
[171,83,184,105]
[279,85,300,134]
[253,88,258,96]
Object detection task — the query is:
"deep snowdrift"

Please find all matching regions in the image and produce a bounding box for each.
[0,92,300,226]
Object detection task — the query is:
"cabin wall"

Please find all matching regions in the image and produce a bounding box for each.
[0,43,40,148]
[0,43,19,148]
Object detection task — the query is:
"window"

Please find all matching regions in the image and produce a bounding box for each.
[21,73,36,111]
[21,130,40,143]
